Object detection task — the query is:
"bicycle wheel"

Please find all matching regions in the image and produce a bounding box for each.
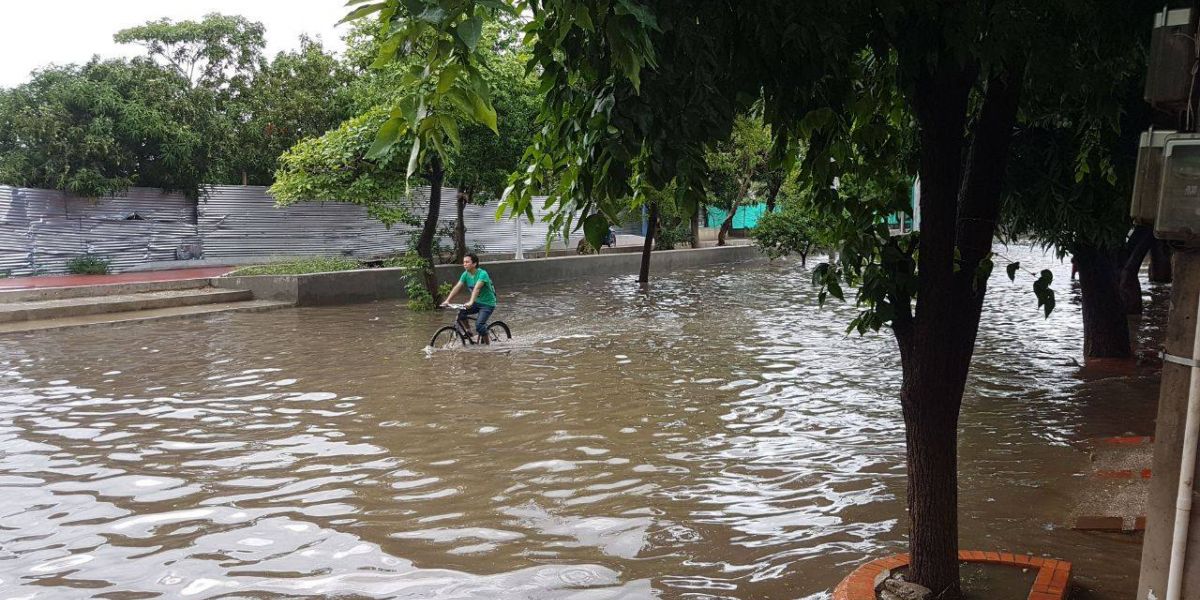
[429,326,465,349]
[486,321,512,342]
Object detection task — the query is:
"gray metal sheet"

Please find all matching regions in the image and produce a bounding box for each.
[1,183,575,276]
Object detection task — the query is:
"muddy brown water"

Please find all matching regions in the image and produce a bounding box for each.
[0,246,1162,599]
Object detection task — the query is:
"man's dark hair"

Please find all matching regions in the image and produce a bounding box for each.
[466,253,480,265]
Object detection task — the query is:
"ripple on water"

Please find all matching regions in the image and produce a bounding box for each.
[0,245,1151,598]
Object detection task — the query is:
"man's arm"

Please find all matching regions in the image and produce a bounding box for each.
[441,281,465,306]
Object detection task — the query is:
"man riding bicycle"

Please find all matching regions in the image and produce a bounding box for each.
[440,253,497,344]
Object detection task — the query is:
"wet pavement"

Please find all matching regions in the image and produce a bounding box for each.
[0,245,1164,599]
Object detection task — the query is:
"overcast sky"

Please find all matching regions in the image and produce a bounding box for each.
[0,1,351,88]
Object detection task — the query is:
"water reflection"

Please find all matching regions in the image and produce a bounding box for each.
[0,245,1157,598]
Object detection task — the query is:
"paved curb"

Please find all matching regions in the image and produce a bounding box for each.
[832,551,1071,600]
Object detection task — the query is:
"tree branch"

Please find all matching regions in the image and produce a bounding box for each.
[955,66,1024,267]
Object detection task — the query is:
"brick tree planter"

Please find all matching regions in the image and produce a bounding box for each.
[832,551,1071,600]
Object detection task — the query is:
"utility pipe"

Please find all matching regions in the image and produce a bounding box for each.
[1166,285,1200,600]
[514,216,524,261]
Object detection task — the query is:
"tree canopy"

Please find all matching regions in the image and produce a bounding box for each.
[0,13,355,196]
[224,37,356,185]
[114,13,265,90]
[0,58,216,197]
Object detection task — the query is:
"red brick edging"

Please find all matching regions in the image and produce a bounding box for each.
[832,550,1071,600]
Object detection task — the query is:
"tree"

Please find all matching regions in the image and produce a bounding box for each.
[652,184,696,251]
[116,13,355,188]
[274,10,507,303]
[707,114,772,246]
[363,20,536,267]
[0,58,216,198]
[443,32,539,262]
[1001,8,1152,359]
[1,14,360,196]
[752,177,829,266]
[226,37,356,185]
[348,1,1151,595]
[269,108,415,225]
[114,13,265,90]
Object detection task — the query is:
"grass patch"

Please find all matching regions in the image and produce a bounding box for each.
[66,254,112,275]
[229,257,363,276]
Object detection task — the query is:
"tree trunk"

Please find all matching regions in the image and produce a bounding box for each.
[453,189,470,264]
[690,204,702,249]
[900,361,967,600]
[1120,225,1154,315]
[1075,244,1133,358]
[718,201,738,246]
[1150,240,1173,283]
[765,175,783,213]
[639,201,659,284]
[895,59,1021,599]
[416,156,443,298]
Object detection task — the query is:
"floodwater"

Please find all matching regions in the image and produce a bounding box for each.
[0,245,1163,599]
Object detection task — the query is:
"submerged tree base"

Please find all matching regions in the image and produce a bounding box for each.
[833,551,1071,600]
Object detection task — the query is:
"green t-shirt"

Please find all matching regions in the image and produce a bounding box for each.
[459,268,497,306]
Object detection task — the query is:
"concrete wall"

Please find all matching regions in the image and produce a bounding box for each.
[1138,249,1200,600]
[215,244,764,306]
[441,244,762,289]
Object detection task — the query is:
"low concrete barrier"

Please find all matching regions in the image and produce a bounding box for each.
[214,244,764,306]
[216,269,407,306]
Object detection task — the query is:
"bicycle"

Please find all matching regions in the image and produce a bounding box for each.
[428,303,512,348]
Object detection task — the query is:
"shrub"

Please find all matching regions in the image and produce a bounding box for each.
[384,252,437,311]
[655,222,693,250]
[66,254,112,275]
[752,207,828,265]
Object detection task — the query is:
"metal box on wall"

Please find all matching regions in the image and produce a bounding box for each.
[1145,8,1194,110]
[1156,137,1200,242]
[1132,130,1177,224]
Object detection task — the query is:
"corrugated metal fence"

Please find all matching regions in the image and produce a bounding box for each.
[0,185,571,276]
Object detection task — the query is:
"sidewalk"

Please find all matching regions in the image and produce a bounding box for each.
[0,266,234,291]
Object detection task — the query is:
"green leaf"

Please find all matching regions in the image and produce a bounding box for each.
[339,2,386,24]
[1033,269,1055,318]
[406,136,422,177]
[827,278,845,301]
[372,33,404,69]
[455,16,484,51]
[436,64,462,95]
[974,256,993,291]
[472,94,498,133]
[614,0,659,29]
[583,213,610,249]
[366,116,404,159]
[439,115,461,147]
[417,5,448,24]
[574,5,595,31]
[445,88,474,115]
[1006,262,1020,282]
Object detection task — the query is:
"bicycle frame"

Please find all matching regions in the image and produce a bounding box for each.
[454,315,480,340]
[432,303,511,347]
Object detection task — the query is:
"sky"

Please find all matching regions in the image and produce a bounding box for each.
[0,1,351,88]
